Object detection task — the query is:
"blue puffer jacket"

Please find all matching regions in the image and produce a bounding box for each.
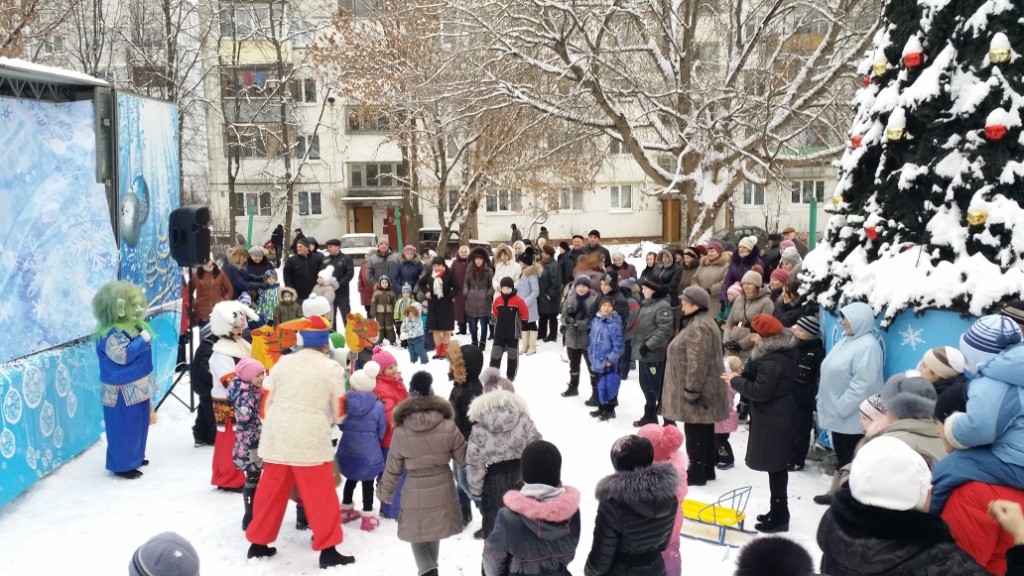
[588,311,624,374]
[336,390,387,481]
[949,344,1024,466]
[517,265,541,322]
[817,302,884,435]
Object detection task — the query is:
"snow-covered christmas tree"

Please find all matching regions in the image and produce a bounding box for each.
[804,0,1024,324]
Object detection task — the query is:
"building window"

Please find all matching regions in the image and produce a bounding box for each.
[295,134,320,160]
[791,179,825,204]
[486,189,522,213]
[349,162,407,188]
[610,185,632,210]
[743,182,765,205]
[220,2,288,39]
[223,124,286,158]
[298,191,322,216]
[347,107,390,133]
[554,187,583,211]
[42,36,64,54]
[609,138,626,155]
[339,0,383,18]
[443,189,461,214]
[235,192,272,216]
[289,78,316,103]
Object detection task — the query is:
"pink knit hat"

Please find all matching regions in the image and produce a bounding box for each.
[372,346,397,372]
[235,358,265,383]
[780,239,796,250]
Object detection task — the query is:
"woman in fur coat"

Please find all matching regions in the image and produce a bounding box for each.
[467,368,543,539]
[721,314,798,534]
[584,435,680,576]
[482,440,581,576]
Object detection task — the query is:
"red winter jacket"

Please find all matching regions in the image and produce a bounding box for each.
[374,372,408,448]
[943,480,1024,575]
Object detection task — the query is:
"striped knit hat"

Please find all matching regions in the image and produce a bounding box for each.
[794,316,820,337]
[959,315,1022,372]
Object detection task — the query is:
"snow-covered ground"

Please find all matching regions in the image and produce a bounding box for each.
[0,245,832,575]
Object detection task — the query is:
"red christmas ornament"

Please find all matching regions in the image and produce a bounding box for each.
[986,124,1008,141]
[865,226,879,241]
[851,135,863,148]
[903,52,923,68]
[863,75,871,87]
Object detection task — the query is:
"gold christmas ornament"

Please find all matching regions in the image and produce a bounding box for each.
[886,108,907,141]
[832,194,843,207]
[990,33,1011,64]
[872,60,889,76]
[885,126,906,141]
[967,210,988,227]
[990,49,1011,64]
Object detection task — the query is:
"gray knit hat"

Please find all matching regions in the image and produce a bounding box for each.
[128,532,199,576]
[681,285,710,310]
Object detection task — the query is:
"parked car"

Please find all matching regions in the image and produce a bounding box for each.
[339,233,379,263]
[713,225,769,252]
[418,227,462,258]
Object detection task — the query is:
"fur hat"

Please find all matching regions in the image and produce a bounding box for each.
[520,440,562,487]
[234,358,265,383]
[637,424,684,463]
[410,371,433,396]
[642,277,667,298]
[279,286,297,300]
[794,316,820,337]
[738,236,758,251]
[248,245,264,257]
[859,394,886,422]
[209,300,259,338]
[920,346,965,380]
[317,265,334,282]
[959,314,1022,372]
[481,366,515,393]
[849,436,931,511]
[769,268,790,283]
[780,248,802,266]
[681,285,710,310]
[726,282,743,300]
[517,247,535,266]
[751,314,784,337]
[302,294,331,320]
[128,532,200,576]
[735,536,816,576]
[882,376,937,420]
[933,381,968,423]
[574,274,592,288]
[706,241,724,254]
[372,346,397,373]
[610,434,655,472]
[349,361,380,392]
[741,270,763,288]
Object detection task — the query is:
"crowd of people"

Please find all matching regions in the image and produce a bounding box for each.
[132,224,1024,575]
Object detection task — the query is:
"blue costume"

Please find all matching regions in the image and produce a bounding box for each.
[96,328,154,474]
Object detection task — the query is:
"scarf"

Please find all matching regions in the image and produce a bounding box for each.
[432,268,445,299]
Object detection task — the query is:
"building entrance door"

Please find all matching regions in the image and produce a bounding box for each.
[353,206,374,233]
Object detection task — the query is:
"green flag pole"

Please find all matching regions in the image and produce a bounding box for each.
[809,197,818,250]
[246,202,255,249]
[394,205,404,248]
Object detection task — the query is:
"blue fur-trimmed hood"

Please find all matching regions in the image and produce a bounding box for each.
[595,461,679,518]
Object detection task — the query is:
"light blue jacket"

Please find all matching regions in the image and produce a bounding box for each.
[816,302,884,434]
[950,343,1024,466]
[517,265,541,322]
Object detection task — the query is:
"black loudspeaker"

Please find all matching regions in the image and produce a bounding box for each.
[169,205,211,268]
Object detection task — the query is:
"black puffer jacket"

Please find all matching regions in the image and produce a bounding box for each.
[483,486,582,576]
[584,462,679,576]
[482,459,523,538]
[818,487,1009,576]
[727,330,799,473]
[448,344,484,439]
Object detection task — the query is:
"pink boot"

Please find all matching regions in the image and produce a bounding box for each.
[360,510,380,532]
[341,504,360,524]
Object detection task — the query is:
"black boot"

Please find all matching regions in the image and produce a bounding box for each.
[247,544,277,559]
[584,390,599,407]
[507,359,518,382]
[460,501,473,528]
[561,373,580,397]
[242,478,258,530]
[458,322,468,335]
[295,503,309,530]
[755,499,790,533]
[598,405,616,421]
[319,546,355,568]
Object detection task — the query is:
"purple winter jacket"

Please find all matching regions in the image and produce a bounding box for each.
[720,246,764,302]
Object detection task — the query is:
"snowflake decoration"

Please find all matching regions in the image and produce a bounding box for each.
[900,324,926,350]
[1,105,10,120]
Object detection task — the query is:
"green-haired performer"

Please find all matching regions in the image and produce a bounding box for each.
[92,281,156,479]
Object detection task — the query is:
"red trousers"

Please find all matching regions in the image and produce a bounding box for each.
[246,461,343,551]
[212,419,245,489]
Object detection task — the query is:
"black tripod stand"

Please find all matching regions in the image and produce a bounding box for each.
[156,269,196,413]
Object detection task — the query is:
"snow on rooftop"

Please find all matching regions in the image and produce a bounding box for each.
[0,58,108,87]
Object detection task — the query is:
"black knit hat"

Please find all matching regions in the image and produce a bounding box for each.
[517,247,535,266]
[520,440,562,486]
[934,381,968,423]
[610,435,654,472]
[409,371,433,396]
[499,276,515,290]
[735,535,816,576]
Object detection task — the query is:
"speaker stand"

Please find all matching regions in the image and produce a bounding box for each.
[156,270,196,413]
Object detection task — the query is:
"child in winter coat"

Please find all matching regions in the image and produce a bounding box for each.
[717,282,742,326]
[560,275,598,399]
[588,296,625,421]
[400,303,429,364]
[227,358,267,530]
[272,287,302,326]
[467,368,542,539]
[482,440,581,576]
[312,266,338,308]
[371,276,398,344]
[371,346,408,519]
[637,425,688,576]
[490,277,530,382]
[715,355,742,470]
[394,283,415,326]
[256,270,280,325]
[585,435,680,576]
[448,343,485,527]
[789,315,825,470]
[337,362,387,532]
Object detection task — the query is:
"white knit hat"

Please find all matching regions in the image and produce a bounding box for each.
[849,436,931,511]
[738,236,758,251]
[349,361,380,392]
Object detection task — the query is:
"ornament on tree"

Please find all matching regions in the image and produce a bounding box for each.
[967,210,988,227]
[865,225,879,241]
[985,108,1010,141]
[864,75,871,87]
[902,36,924,68]
[989,32,1011,64]
[852,135,863,148]
[886,108,907,141]
[832,194,844,208]
[872,48,889,76]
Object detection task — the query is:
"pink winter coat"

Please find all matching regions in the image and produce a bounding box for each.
[638,424,689,576]
[715,386,739,434]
